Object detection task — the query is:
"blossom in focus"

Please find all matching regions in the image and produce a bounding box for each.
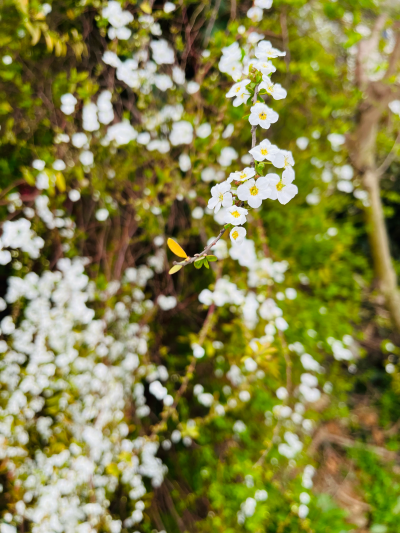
[226,80,251,106]
[207,182,233,213]
[228,167,256,183]
[249,139,281,163]
[263,173,298,205]
[224,205,248,225]
[237,177,270,208]
[259,77,287,100]
[249,103,279,129]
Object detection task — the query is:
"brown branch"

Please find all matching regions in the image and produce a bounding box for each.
[172,225,227,268]
[310,427,398,462]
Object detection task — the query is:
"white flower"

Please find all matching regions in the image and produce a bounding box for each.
[96,208,109,221]
[196,123,212,138]
[249,139,280,163]
[327,133,345,150]
[255,40,286,60]
[53,159,66,171]
[296,137,309,150]
[226,80,251,106]
[164,2,176,13]
[172,66,185,84]
[388,100,400,115]
[68,189,81,202]
[82,102,99,132]
[106,121,137,145]
[263,173,298,205]
[218,147,238,166]
[179,154,191,172]
[229,226,246,245]
[270,149,294,177]
[150,39,174,65]
[228,167,256,183]
[237,177,270,208]
[192,343,205,358]
[79,150,94,166]
[170,121,193,145]
[259,77,287,100]
[255,0,273,7]
[247,6,263,21]
[154,74,173,91]
[157,295,177,311]
[72,132,88,148]
[32,159,46,170]
[337,180,353,193]
[102,51,121,68]
[187,81,200,94]
[249,103,279,129]
[208,182,233,213]
[224,205,248,225]
[251,59,276,75]
[191,207,204,219]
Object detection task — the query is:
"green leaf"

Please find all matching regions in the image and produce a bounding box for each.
[203,258,209,269]
[242,113,250,119]
[207,255,218,262]
[224,223,233,230]
[194,258,204,269]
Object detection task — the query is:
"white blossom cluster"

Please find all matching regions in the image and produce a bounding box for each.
[0,255,175,531]
[209,38,298,247]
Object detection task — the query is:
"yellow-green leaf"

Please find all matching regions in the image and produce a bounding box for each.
[141,1,152,14]
[55,172,66,192]
[167,238,187,258]
[169,265,182,275]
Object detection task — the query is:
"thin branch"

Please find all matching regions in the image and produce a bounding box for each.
[377,131,400,176]
[172,225,227,267]
[203,0,222,48]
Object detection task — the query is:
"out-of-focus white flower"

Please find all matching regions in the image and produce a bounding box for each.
[230,226,246,246]
[96,209,109,221]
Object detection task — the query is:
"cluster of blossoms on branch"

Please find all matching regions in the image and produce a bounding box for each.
[208,38,297,248]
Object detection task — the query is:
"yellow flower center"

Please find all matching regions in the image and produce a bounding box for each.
[267,84,274,92]
[276,181,284,191]
[232,230,239,240]
[235,86,241,93]
[231,210,241,218]
[218,193,224,201]
[250,185,259,196]
[261,148,268,155]
[259,112,267,120]
[239,173,247,179]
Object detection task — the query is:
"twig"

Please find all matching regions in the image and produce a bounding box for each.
[172,225,227,267]
[203,0,222,47]
[377,131,400,176]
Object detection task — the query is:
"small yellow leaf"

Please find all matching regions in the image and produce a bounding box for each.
[55,172,66,192]
[169,265,182,275]
[141,2,152,14]
[167,238,187,258]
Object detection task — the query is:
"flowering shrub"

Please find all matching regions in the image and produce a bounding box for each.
[0,1,400,532]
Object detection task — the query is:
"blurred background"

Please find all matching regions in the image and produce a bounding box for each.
[0,1,400,532]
